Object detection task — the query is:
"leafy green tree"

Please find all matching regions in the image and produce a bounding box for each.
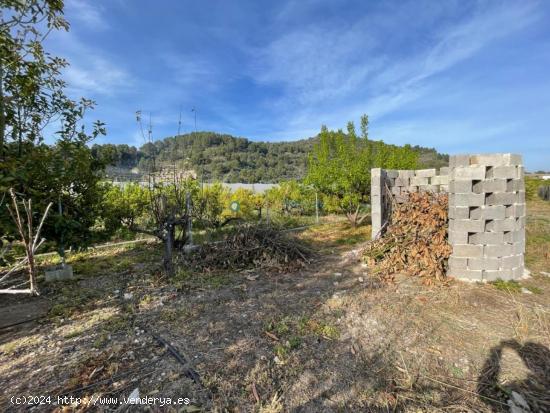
[306,115,418,226]
[0,0,107,254]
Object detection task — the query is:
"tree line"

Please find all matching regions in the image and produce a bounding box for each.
[92,132,448,184]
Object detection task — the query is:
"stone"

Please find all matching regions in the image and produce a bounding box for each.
[45,264,74,282]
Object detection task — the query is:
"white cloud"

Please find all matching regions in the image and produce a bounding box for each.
[247,1,539,139]
[65,0,107,30]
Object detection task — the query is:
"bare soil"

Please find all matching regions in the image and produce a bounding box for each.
[0,208,549,412]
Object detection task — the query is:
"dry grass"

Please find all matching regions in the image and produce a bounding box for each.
[0,200,548,412]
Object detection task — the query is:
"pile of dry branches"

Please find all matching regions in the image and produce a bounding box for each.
[188,225,313,272]
[363,192,451,283]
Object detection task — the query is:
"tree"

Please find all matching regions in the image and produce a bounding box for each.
[306,115,418,227]
[0,0,107,253]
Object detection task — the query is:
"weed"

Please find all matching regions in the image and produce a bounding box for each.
[491,279,522,293]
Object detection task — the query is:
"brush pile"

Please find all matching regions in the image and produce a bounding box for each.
[189,225,313,272]
[363,191,451,283]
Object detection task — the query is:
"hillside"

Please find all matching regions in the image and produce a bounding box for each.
[92,132,449,183]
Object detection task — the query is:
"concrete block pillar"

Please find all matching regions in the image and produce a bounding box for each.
[448,154,526,281]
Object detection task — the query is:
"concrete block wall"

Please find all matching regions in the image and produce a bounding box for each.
[371,167,449,239]
[370,153,526,282]
[447,154,525,282]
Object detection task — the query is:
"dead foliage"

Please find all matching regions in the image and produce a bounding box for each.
[188,225,313,272]
[363,191,451,283]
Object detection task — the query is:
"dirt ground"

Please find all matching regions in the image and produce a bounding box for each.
[0,203,549,412]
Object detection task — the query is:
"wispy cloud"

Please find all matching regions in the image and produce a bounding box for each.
[249,1,539,138]
[65,0,107,30]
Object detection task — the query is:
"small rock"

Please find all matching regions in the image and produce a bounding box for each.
[521,287,533,294]
[540,271,550,277]
[508,391,531,413]
[274,356,283,365]
[123,292,133,300]
[358,277,364,282]
[333,272,342,277]
[128,387,139,401]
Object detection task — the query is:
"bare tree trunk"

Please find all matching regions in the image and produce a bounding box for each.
[0,62,5,158]
[3,189,52,295]
[163,223,175,276]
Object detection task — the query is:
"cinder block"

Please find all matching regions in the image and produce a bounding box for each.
[431,175,449,185]
[448,268,483,281]
[485,244,513,257]
[491,268,515,281]
[410,177,429,186]
[516,191,525,203]
[492,166,518,179]
[398,170,415,178]
[440,184,449,192]
[386,170,399,179]
[451,219,485,233]
[469,232,504,245]
[409,186,418,193]
[451,166,486,181]
[503,231,524,243]
[452,244,484,258]
[481,179,508,193]
[469,205,506,220]
[505,204,526,218]
[515,216,526,230]
[517,166,525,179]
[512,241,525,254]
[468,257,500,271]
[485,218,516,232]
[449,180,473,194]
[421,185,440,193]
[439,167,450,175]
[391,186,401,195]
[448,256,468,269]
[486,192,516,206]
[451,193,485,207]
[513,266,525,279]
[371,168,382,177]
[483,269,513,281]
[449,207,470,219]
[394,177,409,187]
[469,154,511,166]
[415,169,437,178]
[501,254,522,269]
[449,155,470,168]
[448,230,469,244]
[506,179,524,192]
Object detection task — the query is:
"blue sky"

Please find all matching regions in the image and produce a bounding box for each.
[46,0,550,170]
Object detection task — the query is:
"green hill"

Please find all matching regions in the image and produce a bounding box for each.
[92,132,448,183]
